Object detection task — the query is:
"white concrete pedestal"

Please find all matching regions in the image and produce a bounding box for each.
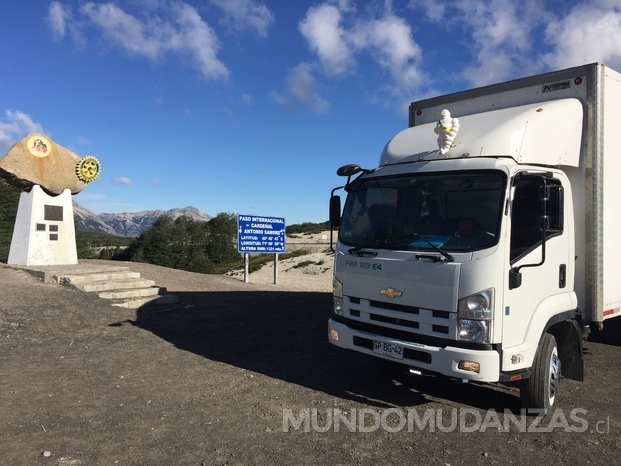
[8,185,78,266]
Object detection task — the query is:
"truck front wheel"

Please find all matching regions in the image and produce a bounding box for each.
[520,333,561,415]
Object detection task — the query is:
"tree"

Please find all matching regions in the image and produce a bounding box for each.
[0,180,20,260]
[187,251,214,273]
[206,212,238,266]
[134,216,175,267]
[115,212,239,274]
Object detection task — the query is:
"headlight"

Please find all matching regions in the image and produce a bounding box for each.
[458,319,489,343]
[457,289,493,343]
[333,276,344,316]
[458,289,493,319]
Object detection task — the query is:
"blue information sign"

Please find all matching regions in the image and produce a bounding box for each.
[237,215,286,253]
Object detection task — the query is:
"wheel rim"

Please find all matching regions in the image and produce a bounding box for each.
[549,347,561,404]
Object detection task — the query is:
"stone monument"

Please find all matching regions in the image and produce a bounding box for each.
[0,134,100,266]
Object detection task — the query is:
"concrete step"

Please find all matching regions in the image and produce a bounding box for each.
[76,278,156,293]
[20,265,132,284]
[98,286,166,300]
[111,293,180,309]
[14,261,184,311]
[59,271,141,285]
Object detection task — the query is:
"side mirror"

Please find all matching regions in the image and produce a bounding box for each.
[509,268,522,290]
[329,195,341,228]
[337,164,362,177]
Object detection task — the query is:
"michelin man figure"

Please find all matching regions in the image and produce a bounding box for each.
[434,109,460,155]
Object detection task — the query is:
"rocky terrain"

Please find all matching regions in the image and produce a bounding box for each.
[1,240,620,465]
[72,202,118,236]
[73,204,211,237]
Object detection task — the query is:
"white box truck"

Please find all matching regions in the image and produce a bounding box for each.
[328,62,621,413]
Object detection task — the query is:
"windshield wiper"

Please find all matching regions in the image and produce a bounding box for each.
[411,233,455,262]
[348,246,379,257]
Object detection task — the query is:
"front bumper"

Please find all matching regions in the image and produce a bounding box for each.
[328,318,500,382]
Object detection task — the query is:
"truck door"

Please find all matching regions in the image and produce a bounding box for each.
[502,174,570,350]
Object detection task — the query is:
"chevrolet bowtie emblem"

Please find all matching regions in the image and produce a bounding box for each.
[380,288,403,298]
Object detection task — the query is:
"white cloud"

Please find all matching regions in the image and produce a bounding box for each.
[46,1,87,48]
[80,2,162,60]
[297,2,425,106]
[241,93,253,104]
[446,0,548,86]
[411,0,446,22]
[0,110,45,150]
[47,1,72,41]
[209,0,274,38]
[409,0,621,88]
[334,0,356,13]
[173,2,230,80]
[299,4,354,76]
[350,14,423,93]
[543,1,621,70]
[416,0,621,86]
[271,63,329,114]
[112,177,133,186]
[51,1,230,81]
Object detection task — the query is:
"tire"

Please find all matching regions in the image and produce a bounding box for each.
[520,333,561,415]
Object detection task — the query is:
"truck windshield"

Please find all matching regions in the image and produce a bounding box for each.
[339,171,506,252]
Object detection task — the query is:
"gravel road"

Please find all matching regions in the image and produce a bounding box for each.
[1,260,620,465]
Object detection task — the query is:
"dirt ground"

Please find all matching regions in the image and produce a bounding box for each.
[1,257,620,466]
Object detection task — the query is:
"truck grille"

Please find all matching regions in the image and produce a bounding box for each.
[345,295,454,338]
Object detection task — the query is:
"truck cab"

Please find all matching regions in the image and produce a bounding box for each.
[327,80,606,414]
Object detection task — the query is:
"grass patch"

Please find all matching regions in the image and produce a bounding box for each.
[292,258,327,269]
[293,260,315,269]
[226,249,313,274]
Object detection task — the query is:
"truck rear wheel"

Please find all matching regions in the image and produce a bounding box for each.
[520,333,561,415]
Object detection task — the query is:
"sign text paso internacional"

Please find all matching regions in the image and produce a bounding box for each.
[237,215,286,253]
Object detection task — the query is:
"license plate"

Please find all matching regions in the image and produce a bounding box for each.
[373,340,404,360]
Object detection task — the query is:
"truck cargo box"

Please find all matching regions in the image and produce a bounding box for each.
[406,63,621,323]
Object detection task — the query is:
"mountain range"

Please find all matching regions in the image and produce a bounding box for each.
[73,202,212,237]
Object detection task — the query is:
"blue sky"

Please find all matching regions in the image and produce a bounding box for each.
[2,0,621,224]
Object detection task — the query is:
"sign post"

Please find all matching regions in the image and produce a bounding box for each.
[237,215,286,284]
